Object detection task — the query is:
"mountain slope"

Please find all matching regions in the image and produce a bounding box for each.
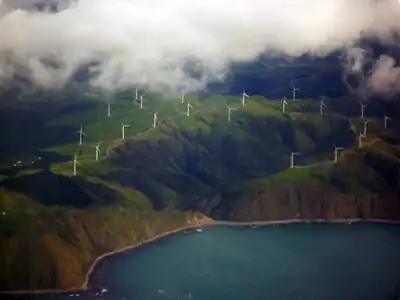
[1,87,400,291]
[0,179,208,290]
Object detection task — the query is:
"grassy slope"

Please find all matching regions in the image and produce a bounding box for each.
[0,177,207,290]
[1,90,400,290]
[41,94,348,175]
[220,134,400,222]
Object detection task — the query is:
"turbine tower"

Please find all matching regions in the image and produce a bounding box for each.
[282,97,288,113]
[358,134,365,149]
[290,152,300,169]
[227,106,238,122]
[135,87,139,101]
[153,112,158,128]
[72,153,80,176]
[93,142,101,162]
[186,101,193,117]
[241,90,249,106]
[320,96,327,116]
[181,92,185,104]
[333,145,344,163]
[121,124,130,140]
[107,103,111,117]
[139,95,144,109]
[384,115,391,129]
[291,83,300,101]
[363,119,371,136]
[76,125,86,145]
[360,103,367,119]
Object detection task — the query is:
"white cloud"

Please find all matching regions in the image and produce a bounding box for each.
[366,55,400,97]
[0,0,400,94]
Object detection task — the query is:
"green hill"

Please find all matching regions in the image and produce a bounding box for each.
[1,87,400,291]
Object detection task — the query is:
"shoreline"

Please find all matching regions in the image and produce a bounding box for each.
[2,218,400,296]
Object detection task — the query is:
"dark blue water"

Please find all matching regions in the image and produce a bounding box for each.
[8,223,400,300]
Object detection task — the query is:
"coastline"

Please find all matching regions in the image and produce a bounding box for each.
[2,217,400,296]
[82,218,215,290]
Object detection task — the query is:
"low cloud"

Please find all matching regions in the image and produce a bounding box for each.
[1,0,400,94]
[366,55,400,97]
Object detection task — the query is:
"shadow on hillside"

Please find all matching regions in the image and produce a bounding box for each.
[103,115,356,211]
[0,101,95,157]
[2,170,123,208]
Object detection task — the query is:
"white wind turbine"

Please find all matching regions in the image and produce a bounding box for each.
[363,119,371,136]
[226,105,238,122]
[76,125,86,145]
[290,152,300,168]
[360,102,367,119]
[186,101,193,117]
[121,124,130,140]
[282,96,288,113]
[358,134,365,149]
[72,153,80,176]
[333,145,344,163]
[139,95,144,109]
[320,96,327,116]
[291,82,300,101]
[241,90,249,106]
[153,112,158,128]
[135,87,139,101]
[93,142,101,161]
[181,92,185,104]
[107,103,111,117]
[384,115,391,129]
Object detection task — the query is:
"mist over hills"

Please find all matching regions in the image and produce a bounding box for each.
[3,40,399,106]
[1,0,400,96]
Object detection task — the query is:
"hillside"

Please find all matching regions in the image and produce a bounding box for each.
[1,85,400,291]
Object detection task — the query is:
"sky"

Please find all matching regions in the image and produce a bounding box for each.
[0,0,399,97]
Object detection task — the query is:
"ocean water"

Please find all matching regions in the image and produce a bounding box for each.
[8,223,400,300]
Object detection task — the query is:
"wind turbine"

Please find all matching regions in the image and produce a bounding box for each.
[290,152,300,169]
[282,97,288,113]
[76,125,86,145]
[227,106,238,122]
[135,87,139,101]
[186,101,193,117]
[107,103,111,117]
[181,92,185,104]
[121,124,130,140]
[291,82,300,101]
[360,102,367,119]
[241,90,249,106]
[139,95,144,109]
[152,112,158,128]
[72,153,80,176]
[333,145,344,163]
[93,142,101,161]
[320,96,327,116]
[358,134,365,149]
[363,119,371,136]
[384,115,391,129]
